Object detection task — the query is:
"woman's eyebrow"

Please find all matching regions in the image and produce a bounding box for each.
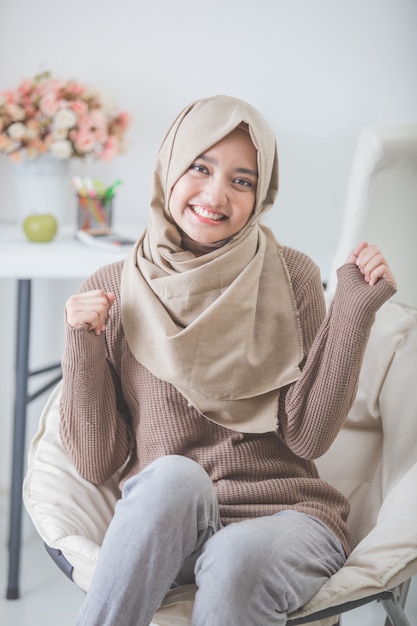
[198,154,258,178]
[235,167,259,178]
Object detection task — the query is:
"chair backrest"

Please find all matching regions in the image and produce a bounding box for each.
[327,124,417,307]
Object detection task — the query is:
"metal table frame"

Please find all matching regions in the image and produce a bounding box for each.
[0,223,135,599]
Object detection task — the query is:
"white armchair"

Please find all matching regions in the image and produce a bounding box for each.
[23,299,417,626]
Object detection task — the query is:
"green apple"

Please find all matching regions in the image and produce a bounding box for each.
[23,213,58,242]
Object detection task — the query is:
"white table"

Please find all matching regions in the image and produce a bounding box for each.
[0,222,143,599]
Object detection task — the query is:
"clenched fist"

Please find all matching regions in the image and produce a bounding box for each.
[65,289,115,336]
[345,241,397,289]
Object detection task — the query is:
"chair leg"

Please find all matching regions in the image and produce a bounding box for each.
[44,544,74,582]
[382,581,411,626]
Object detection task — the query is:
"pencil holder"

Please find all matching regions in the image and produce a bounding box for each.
[77,194,113,230]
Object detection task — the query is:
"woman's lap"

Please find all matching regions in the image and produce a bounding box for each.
[76,456,345,626]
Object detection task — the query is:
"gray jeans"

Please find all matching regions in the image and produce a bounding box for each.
[76,455,346,626]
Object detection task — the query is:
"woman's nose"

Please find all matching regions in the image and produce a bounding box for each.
[204,176,227,207]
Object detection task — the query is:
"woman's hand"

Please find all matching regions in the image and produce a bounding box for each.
[345,241,397,289]
[65,290,116,336]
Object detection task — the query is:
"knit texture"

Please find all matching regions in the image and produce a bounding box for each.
[60,247,395,557]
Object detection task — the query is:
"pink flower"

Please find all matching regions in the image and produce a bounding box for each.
[76,114,91,131]
[89,109,107,130]
[100,135,118,161]
[1,90,16,104]
[73,128,96,153]
[0,133,13,151]
[65,81,85,96]
[116,111,131,132]
[33,138,48,154]
[5,103,25,121]
[70,99,88,116]
[17,79,33,96]
[24,103,37,118]
[10,151,24,163]
[95,129,108,144]
[40,92,59,116]
[26,120,40,139]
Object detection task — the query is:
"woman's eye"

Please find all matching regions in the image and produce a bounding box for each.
[233,178,254,189]
[189,163,208,174]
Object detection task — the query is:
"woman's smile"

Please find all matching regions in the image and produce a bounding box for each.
[188,204,227,223]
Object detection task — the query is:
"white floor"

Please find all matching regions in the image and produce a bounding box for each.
[1,492,416,626]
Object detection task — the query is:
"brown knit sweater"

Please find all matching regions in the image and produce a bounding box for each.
[59,246,395,556]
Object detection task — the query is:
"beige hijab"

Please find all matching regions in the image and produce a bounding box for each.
[121,95,303,433]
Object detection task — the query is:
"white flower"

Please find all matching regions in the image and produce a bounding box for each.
[53,127,68,141]
[7,122,26,140]
[54,108,77,130]
[50,139,73,159]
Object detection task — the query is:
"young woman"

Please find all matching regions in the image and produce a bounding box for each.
[61,95,396,626]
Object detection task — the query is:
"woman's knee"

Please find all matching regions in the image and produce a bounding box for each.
[195,512,345,607]
[193,520,289,622]
[125,455,210,491]
[195,518,271,586]
[122,455,217,520]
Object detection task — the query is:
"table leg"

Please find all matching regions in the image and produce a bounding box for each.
[7,279,31,599]
[6,279,62,600]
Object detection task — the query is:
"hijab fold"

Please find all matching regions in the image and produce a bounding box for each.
[121,95,303,433]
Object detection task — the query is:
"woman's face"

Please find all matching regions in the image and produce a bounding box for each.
[169,127,258,245]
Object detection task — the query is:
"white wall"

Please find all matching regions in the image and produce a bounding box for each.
[0,0,416,490]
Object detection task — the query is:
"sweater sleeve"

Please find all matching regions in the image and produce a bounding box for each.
[280,257,396,460]
[59,262,133,484]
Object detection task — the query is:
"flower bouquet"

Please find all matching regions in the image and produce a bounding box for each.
[0,71,130,162]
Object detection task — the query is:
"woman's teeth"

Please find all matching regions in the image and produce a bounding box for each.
[190,205,225,221]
